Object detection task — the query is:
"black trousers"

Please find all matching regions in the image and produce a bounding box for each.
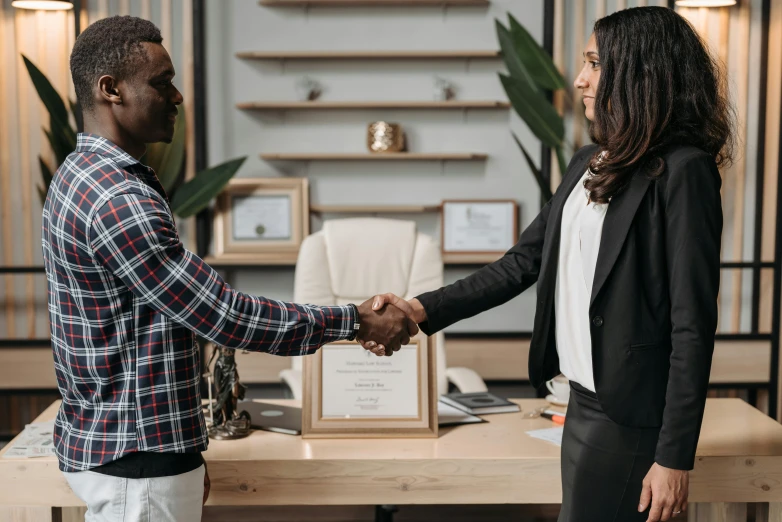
[558,381,661,522]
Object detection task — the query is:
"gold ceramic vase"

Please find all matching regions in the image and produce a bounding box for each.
[367,121,405,153]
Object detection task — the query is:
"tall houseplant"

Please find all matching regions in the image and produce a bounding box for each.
[495,14,570,203]
[23,55,246,218]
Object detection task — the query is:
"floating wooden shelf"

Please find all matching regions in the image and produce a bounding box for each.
[237,101,510,111]
[236,50,500,60]
[261,152,488,161]
[442,252,503,265]
[260,0,490,6]
[310,204,440,214]
[203,253,299,267]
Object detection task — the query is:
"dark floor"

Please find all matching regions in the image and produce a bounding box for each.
[202,505,561,522]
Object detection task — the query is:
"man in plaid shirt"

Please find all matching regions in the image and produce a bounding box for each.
[43,16,416,521]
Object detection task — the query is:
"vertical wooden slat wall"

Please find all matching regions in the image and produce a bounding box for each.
[553,1,777,411]
[0,0,196,436]
[0,0,194,344]
[555,1,766,338]
[766,0,782,418]
[0,2,15,339]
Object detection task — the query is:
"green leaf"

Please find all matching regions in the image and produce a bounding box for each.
[495,19,539,94]
[507,14,567,91]
[37,184,47,207]
[512,132,553,201]
[500,73,564,149]
[555,147,569,190]
[44,127,73,168]
[38,156,54,189]
[22,55,72,136]
[143,108,186,193]
[170,157,247,218]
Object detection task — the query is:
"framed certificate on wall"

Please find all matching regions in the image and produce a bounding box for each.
[441,199,518,255]
[213,178,309,257]
[302,334,438,438]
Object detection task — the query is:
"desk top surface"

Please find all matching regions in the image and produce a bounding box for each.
[3,398,782,463]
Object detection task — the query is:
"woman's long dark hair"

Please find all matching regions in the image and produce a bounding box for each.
[585,6,735,203]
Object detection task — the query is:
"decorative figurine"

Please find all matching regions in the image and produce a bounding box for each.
[206,346,251,440]
[295,76,323,101]
[433,76,456,101]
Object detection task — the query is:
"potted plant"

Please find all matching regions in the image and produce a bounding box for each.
[496,14,573,205]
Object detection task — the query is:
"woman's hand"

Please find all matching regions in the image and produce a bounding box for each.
[639,463,688,521]
[360,294,426,356]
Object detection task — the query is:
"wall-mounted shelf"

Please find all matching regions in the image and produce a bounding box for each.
[442,252,503,265]
[261,152,488,161]
[237,101,510,111]
[203,253,299,267]
[236,50,500,61]
[260,0,490,6]
[310,204,440,214]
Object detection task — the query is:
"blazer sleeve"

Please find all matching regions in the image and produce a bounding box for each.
[654,152,722,470]
[415,146,593,335]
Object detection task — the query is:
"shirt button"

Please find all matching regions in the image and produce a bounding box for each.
[592,316,604,327]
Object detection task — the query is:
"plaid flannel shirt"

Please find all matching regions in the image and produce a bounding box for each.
[42,134,356,472]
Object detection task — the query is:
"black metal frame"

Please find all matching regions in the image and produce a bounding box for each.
[761,0,779,418]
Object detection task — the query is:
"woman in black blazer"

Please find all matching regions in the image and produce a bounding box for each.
[364,6,734,522]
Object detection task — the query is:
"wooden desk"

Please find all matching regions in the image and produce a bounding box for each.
[1,399,782,522]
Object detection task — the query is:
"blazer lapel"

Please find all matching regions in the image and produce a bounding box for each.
[590,171,652,306]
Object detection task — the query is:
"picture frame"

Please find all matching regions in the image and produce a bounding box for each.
[440,199,519,255]
[302,334,438,439]
[213,178,309,258]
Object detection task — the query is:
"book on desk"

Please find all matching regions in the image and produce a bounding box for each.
[439,392,521,415]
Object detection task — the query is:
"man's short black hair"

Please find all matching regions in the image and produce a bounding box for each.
[70,16,163,111]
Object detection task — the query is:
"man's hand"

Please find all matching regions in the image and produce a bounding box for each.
[356,297,419,356]
[639,463,688,521]
[358,294,427,356]
[203,461,211,505]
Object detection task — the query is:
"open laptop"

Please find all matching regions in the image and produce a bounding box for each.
[238,400,302,435]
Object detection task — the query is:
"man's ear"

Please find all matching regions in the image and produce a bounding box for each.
[97,75,122,105]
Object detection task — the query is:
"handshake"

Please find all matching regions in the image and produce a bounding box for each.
[355,293,427,357]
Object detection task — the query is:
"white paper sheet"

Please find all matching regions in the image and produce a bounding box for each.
[526,426,564,447]
[438,401,484,426]
[2,420,56,458]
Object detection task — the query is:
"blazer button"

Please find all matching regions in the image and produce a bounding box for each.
[592,316,604,327]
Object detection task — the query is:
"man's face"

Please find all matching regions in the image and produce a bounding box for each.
[115,42,183,144]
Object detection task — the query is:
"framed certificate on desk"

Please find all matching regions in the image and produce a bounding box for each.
[213,178,309,258]
[441,199,518,254]
[302,334,438,438]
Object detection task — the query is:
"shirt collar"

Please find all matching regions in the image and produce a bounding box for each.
[75,133,144,169]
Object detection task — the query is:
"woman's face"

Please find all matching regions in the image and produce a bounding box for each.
[574,33,601,121]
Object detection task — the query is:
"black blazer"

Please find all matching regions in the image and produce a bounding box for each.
[417,144,722,471]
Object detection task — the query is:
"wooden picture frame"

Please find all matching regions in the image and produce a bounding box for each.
[213,178,309,258]
[302,334,438,438]
[440,199,519,255]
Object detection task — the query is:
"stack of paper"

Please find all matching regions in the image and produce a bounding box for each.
[438,401,485,426]
[2,421,56,458]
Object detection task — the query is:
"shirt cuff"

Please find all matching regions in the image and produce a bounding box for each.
[320,304,358,344]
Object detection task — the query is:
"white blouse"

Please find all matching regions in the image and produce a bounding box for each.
[554,170,609,392]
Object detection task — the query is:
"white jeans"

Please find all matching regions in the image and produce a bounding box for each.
[63,465,205,522]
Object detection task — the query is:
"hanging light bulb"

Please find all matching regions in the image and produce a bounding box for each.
[675,0,736,6]
[11,0,73,10]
